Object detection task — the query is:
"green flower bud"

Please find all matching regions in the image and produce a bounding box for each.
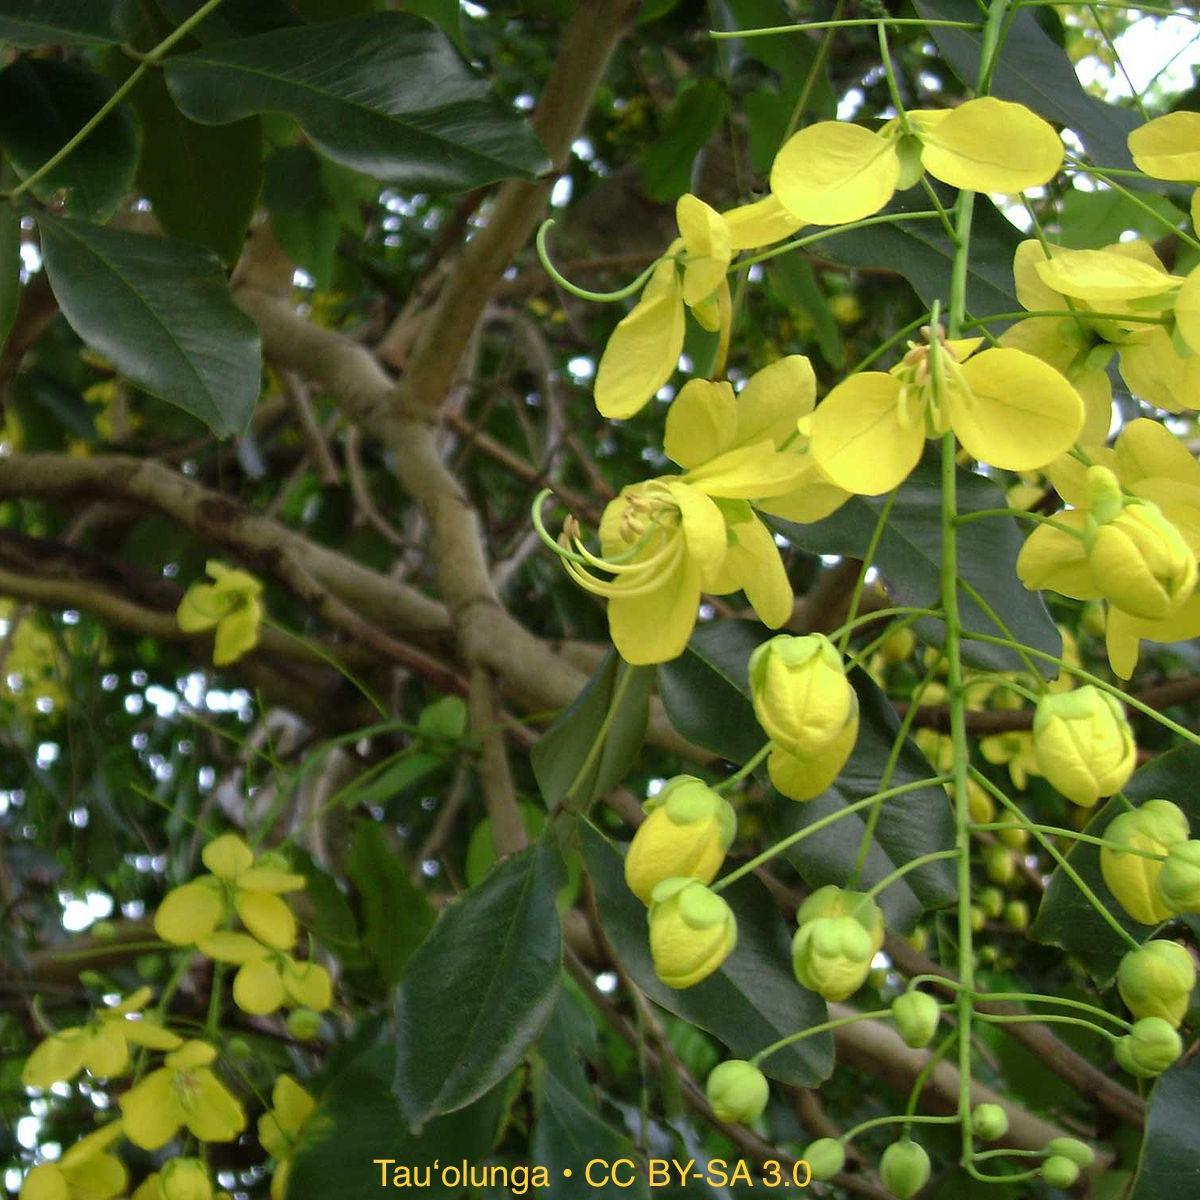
[996,815,1029,849]
[1033,686,1136,807]
[1101,800,1190,925]
[905,926,928,954]
[803,1138,845,1181]
[1003,899,1029,931]
[648,878,737,990]
[1044,1137,1095,1168]
[880,626,916,665]
[792,888,884,1002]
[892,991,941,1049]
[971,1103,1009,1141]
[92,921,118,941]
[705,1060,769,1124]
[1041,1155,1080,1189]
[749,635,859,801]
[1085,465,1124,525]
[624,776,737,904]
[1156,840,1200,913]
[979,887,1005,919]
[160,1159,213,1200]
[286,1008,323,1041]
[1118,940,1195,1027]
[79,970,105,989]
[1084,494,1197,621]
[983,844,1015,885]
[795,886,886,950]
[226,1037,252,1059]
[1116,1016,1183,1078]
[879,1140,931,1200]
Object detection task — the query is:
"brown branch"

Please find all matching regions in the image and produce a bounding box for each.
[467,664,527,857]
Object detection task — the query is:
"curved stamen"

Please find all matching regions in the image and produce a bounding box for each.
[571,526,678,575]
[564,538,685,599]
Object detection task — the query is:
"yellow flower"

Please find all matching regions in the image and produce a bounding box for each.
[19,1123,125,1200]
[1101,800,1189,925]
[809,333,1083,496]
[978,729,1040,791]
[118,1039,246,1150]
[142,1160,214,1200]
[259,1075,319,1200]
[1031,686,1135,807]
[154,833,305,949]
[196,932,332,1016]
[177,560,264,667]
[22,987,181,1088]
[648,878,737,989]
[770,98,1063,226]
[624,776,736,904]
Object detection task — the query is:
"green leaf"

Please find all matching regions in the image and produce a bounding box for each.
[914,0,1141,172]
[399,0,467,54]
[819,186,1021,318]
[290,846,366,968]
[289,1042,508,1200]
[768,256,845,370]
[743,88,794,175]
[37,215,261,437]
[0,203,18,351]
[393,832,564,1130]
[532,650,653,811]
[657,620,766,764]
[1032,744,1200,983]
[579,820,834,1087]
[348,820,435,987]
[264,144,343,288]
[718,0,834,106]
[639,79,728,203]
[154,0,303,42]
[1130,1055,1200,1200]
[0,59,138,221]
[1059,188,1186,250]
[130,70,261,264]
[776,455,1062,676]
[0,0,138,45]
[771,671,957,931]
[164,13,551,191]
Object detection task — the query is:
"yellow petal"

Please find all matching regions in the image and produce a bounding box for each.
[176,584,225,633]
[735,355,817,446]
[1035,248,1179,303]
[665,480,727,571]
[722,194,804,250]
[282,959,333,1011]
[1016,511,1099,599]
[721,512,793,629]
[198,931,271,964]
[59,1121,125,1167]
[664,379,738,469]
[608,551,700,665]
[1106,593,1200,680]
[154,880,224,945]
[1116,417,1200,487]
[119,1068,182,1150]
[61,1152,126,1200]
[758,455,851,524]
[120,1019,182,1051]
[19,1166,68,1200]
[1013,241,1065,312]
[594,260,685,420]
[22,1029,89,1088]
[677,193,732,307]
[235,890,297,950]
[167,1039,218,1069]
[273,1074,317,1133]
[1119,331,1200,414]
[684,441,807,500]
[233,959,286,1015]
[1129,111,1200,181]
[1172,263,1200,355]
[918,97,1063,193]
[184,1069,246,1143]
[82,1022,128,1079]
[951,348,1083,470]
[810,372,924,494]
[771,122,900,225]
[236,867,307,893]
[202,833,254,878]
[768,715,859,801]
[213,598,261,666]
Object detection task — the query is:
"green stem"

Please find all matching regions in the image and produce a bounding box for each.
[905,1030,958,1121]
[838,490,898,655]
[264,617,387,719]
[953,507,1085,540]
[735,212,944,272]
[752,1007,894,1066]
[973,992,1132,1030]
[1065,159,1200,251]
[711,775,952,892]
[204,961,226,1039]
[848,315,928,374]
[562,659,639,810]
[975,1011,1120,1042]
[825,604,943,646]
[536,220,666,302]
[865,850,960,899]
[970,821,1168,860]
[714,741,772,794]
[781,0,844,142]
[957,577,1047,688]
[841,1113,961,1144]
[710,17,983,38]
[8,0,231,202]
[962,308,1168,328]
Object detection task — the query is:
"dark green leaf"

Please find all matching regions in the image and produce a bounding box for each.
[914,0,1141,171]
[580,820,834,1086]
[718,0,834,108]
[393,833,564,1130]
[399,0,467,54]
[777,455,1062,676]
[290,846,366,968]
[0,202,18,350]
[154,0,303,42]
[658,620,766,763]
[769,256,845,370]
[131,70,261,264]
[264,144,342,288]
[348,820,435,987]
[771,671,957,930]
[165,13,550,191]
[1130,1054,1200,1200]
[290,1042,507,1200]
[0,0,138,45]
[639,79,728,203]
[1059,188,1186,250]
[743,88,794,175]
[418,695,468,741]
[0,59,138,221]
[38,215,261,436]
[819,187,1021,318]
[1032,745,1200,982]
[532,650,653,811]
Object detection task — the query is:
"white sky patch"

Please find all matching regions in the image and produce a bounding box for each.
[1076,14,1200,99]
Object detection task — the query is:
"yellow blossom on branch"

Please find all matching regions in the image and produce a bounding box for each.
[177,560,264,667]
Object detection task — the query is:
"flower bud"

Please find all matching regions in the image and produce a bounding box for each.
[705,1060,769,1124]
[983,844,1015,885]
[879,626,916,665]
[160,1160,213,1200]
[803,1138,845,1181]
[768,720,859,802]
[286,1008,322,1041]
[648,878,737,989]
[1041,1156,1080,1189]
[879,1140,931,1200]
[967,778,995,824]
[1156,840,1200,913]
[1116,1016,1182,1078]
[624,776,737,904]
[1044,1137,1095,1167]
[971,1103,1009,1141]
[1101,800,1190,925]
[1118,940,1195,1027]
[1003,899,1030,931]
[979,887,1005,920]
[793,916,874,1001]
[795,886,886,949]
[1085,495,1196,621]
[892,991,941,1049]
[1032,686,1136,807]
